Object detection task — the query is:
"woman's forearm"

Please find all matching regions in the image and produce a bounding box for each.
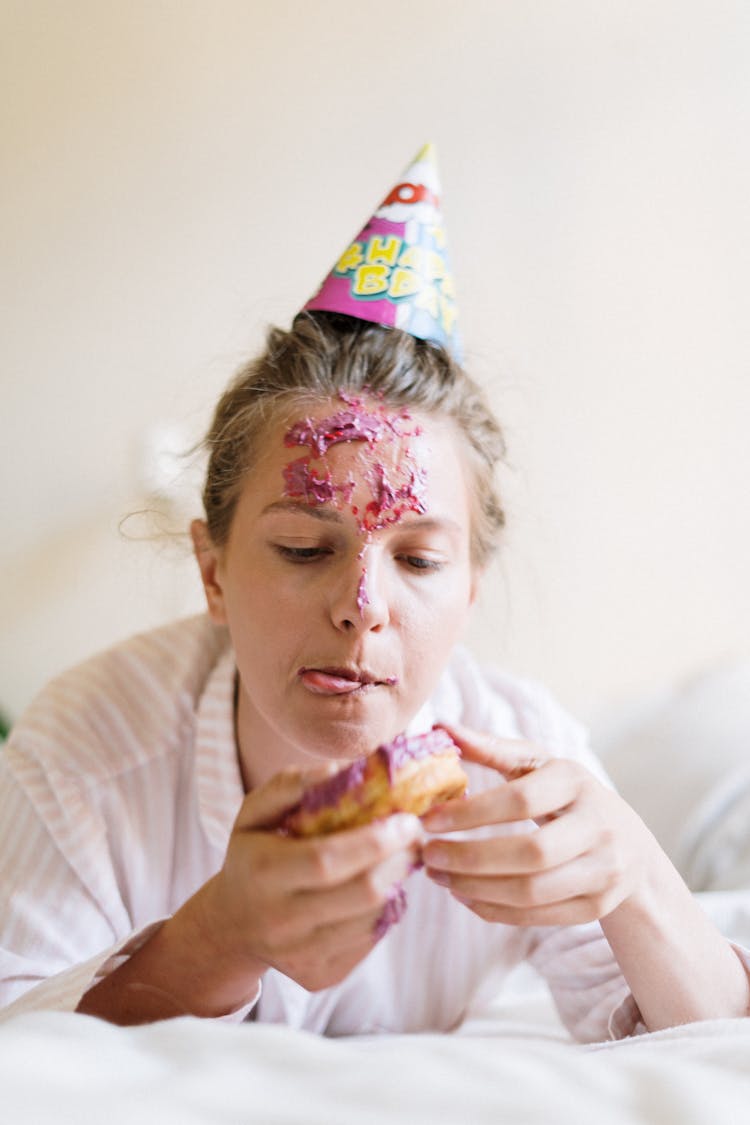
[601,842,750,1030]
[77,876,264,1025]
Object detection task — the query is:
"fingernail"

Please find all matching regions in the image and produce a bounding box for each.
[426,868,451,887]
[423,843,448,868]
[422,808,450,831]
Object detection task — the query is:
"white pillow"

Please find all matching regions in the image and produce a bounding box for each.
[594,660,750,891]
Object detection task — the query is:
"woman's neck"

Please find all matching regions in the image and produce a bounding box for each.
[234,677,309,791]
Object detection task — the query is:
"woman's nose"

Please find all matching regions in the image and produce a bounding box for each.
[330,553,390,633]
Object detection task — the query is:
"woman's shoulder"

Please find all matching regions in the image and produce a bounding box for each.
[34,613,229,707]
[6,615,231,781]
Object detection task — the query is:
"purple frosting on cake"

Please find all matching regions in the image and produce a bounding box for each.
[377,728,455,782]
[298,757,369,814]
[297,727,456,816]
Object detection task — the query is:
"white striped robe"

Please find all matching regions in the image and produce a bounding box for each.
[1,614,660,1038]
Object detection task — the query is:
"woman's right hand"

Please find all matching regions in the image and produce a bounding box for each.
[200,767,424,994]
[77,767,423,1024]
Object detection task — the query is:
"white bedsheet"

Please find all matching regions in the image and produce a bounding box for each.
[3,1006,750,1124]
[5,887,750,1122]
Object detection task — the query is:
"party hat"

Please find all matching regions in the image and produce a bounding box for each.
[302,143,462,358]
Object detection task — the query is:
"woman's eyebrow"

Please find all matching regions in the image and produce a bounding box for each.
[394,515,463,535]
[260,501,462,536]
[260,499,345,523]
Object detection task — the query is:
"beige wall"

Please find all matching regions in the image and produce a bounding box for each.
[2,0,749,726]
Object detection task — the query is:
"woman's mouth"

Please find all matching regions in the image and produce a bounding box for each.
[298,667,397,696]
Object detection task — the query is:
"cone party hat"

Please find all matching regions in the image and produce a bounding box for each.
[302,143,462,358]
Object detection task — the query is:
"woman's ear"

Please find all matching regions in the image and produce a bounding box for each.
[468,565,483,608]
[190,519,228,624]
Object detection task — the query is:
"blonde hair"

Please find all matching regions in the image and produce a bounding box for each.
[201,312,506,567]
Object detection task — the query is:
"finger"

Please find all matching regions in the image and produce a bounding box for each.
[426,851,611,909]
[422,813,592,876]
[436,721,550,778]
[422,759,582,833]
[277,882,409,988]
[284,813,423,891]
[263,851,416,981]
[294,848,415,926]
[453,895,606,928]
[235,764,339,832]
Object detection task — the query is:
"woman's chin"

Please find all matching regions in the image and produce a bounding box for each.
[296,719,402,765]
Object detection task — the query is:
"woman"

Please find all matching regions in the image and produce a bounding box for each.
[1,312,747,1036]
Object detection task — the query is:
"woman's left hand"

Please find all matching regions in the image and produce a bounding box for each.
[421,721,658,927]
[422,721,750,1030]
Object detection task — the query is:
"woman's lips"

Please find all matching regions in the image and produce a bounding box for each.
[298,668,397,696]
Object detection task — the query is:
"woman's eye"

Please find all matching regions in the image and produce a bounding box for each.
[399,554,443,572]
[275,545,331,563]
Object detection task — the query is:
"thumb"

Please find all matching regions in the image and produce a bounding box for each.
[234,762,340,832]
[435,721,549,780]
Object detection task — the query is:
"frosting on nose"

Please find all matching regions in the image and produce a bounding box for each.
[356,567,369,618]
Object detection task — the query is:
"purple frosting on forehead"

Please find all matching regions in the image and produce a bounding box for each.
[362,463,428,531]
[282,459,357,507]
[283,393,419,458]
[284,409,386,456]
[282,458,337,504]
[368,463,427,511]
[280,394,427,528]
